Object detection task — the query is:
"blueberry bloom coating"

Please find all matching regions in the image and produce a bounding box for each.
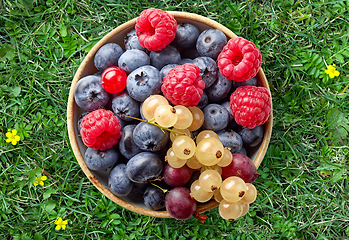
[192,56,218,89]
[94,43,124,72]
[108,164,134,196]
[217,129,243,154]
[133,122,169,152]
[118,124,142,159]
[150,45,181,70]
[84,147,119,171]
[206,71,232,102]
[196,29,227,60]
[112,92,140,121]
[118,49,150,74]
[171,23,200,48]
[126,152,164,183]
[202,104,229,131]
[124,29,147,52]
[127,65,162,102]
[74,75,109,112]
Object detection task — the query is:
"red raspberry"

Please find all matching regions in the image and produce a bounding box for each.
[230,86,271,129]
[218,37,262,82]
[161,63,205,107]
[136,8,177,51]
[80,109,121,151]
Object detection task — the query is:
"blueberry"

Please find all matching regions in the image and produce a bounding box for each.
[108,164,134,196]
[124,29,147,52]
[77,111,90,134]
[202,104,229,131]
[94,43,124,72]
[196,91,208,109]
[216,129,243,153]
[114,113,127,129]
[130,182,150,196]
[119,124,142,159]
[221,101,238,130]
[112,92,140,121]
[196,29,227,60]
[84,147,119,171]
[133,122,169,152]
[234,76,258,88]
[143,185,166,210]
[237,147,247,156]
[160,64,179,79]
[118,49,150,74]
[206,71,232,102]
[149,45,181,70]
[171,23,200,49]
[192,57,218,88]
[238,125,264,148]
[126,152,164,183]
[127,65,162,102]
[74,75,110,111]
[179,58,193,65]
[181,47,202,59]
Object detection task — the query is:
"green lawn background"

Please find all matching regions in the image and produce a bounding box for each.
[0,0,348,239]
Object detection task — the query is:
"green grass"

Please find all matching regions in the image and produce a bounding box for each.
[1,0,348,239]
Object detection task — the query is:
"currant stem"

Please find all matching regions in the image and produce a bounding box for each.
[125,115,185,135]
[149,181,168,193]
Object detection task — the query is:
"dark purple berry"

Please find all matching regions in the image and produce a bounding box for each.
[74,75,109,111]
[217,129,243,154]
[94,43,124,72]
[202,104,229,131]
[118,49,150,74]
[108,164,134,196]
[118,124,142,159]
[221,101,238,130]
[181,47,202,59]
[143,185,166,210]
[124,29,147,52]
[179,58,193,65]
[206,71,232,102]
[112,92,140,121]
[192,56,218,88]
[196,29,227,60]
[126,152,164,183]
[239,125,264,148]
[127,65,162,102]
[234,76,258,88]
[77,111,90,134]
[133,122,169,152]
[84,147,119,171]
[160,64,179,79]
[171,23,200,48]
[150,45,181,70]
[196,91,208,109]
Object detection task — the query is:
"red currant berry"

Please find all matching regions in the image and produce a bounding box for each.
[101,66,127,93]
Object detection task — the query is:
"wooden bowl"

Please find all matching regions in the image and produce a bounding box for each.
[67,11,273,218]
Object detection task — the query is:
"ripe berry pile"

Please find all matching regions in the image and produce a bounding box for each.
[74,8,271,221]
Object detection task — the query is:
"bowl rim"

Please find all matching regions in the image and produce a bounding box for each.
[67,11,273,218]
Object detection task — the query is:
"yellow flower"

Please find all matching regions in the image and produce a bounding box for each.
[325,64,340,78]
[54,217,68,230]
[33,175,47,186]
[6,129,20,145]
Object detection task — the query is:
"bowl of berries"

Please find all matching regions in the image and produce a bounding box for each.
[67,9,273,221]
